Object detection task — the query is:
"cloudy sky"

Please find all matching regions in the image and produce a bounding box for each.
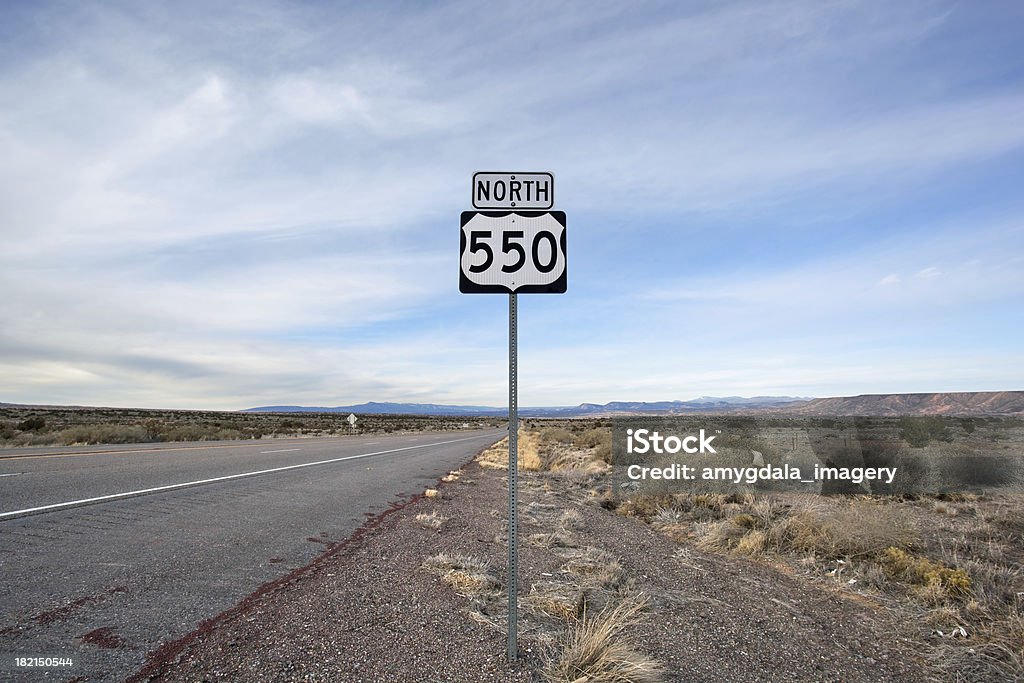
[1,0,1022,410]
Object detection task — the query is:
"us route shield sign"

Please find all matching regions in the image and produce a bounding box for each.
[459,211,567,294]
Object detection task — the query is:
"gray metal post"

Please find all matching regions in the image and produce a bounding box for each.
[507,291,518,661]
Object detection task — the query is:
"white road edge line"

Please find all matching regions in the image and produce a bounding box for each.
[260,448,302,454]
[0,434,494,521]
[0,472,23,478]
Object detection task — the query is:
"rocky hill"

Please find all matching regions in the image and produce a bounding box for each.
[775,391,1023,417]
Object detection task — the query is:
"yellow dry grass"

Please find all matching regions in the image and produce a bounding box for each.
[422,553,500,597]
[768,504,918,558]
[526,582,585,622]
[734,529,768,556]
[542,596,663,683]
[476,430,542,471]
[547,449,609,475]
[562,547,624,589]
[441,570,500,596]
[882,547,972,602]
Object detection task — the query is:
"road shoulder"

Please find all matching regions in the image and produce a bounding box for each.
[133,457,926,682]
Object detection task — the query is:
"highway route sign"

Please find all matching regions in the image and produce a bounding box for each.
[459,211,567,294]
[459,171,566,663]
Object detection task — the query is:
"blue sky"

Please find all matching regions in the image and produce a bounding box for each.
[1,0,1022,410]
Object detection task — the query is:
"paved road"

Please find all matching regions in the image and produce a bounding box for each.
[0,429,503,681]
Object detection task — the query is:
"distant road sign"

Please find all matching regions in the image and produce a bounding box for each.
[459,211,567,293]
[347,413,357,426]
[472,172,553,210]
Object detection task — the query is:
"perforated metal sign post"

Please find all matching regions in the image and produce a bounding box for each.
[459,172,566,662]
[506,289,518,661]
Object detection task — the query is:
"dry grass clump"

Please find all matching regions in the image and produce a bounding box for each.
[423,553,489,574]
[542,596,663,683]
[415,511,447,530]
[881,547,972,602]
[934,643,1023,683]
[422,553,500,597]
[562,548,624,589]
[548,449,609,476]
[697,517,753,552]
[650,507,682,528]
[648,507,691,543]
[933,608,1024,682]
[768,505,918,559]
[923,604,963,628]
[441,569,501,596]
[519,429,543,471]
[529,530,575,549]
[526,581,585,622]
[749,497,787,527]
[424,488,439,498]
[681,492,753,520]
[953,556,1021,613]
[987,506,1024,541]
[734,529,768,555]
[696,510,770,555]
[592,440,613,464]
[540,427,574,444]
[477,439,509,469]
[575,427,611,449]
[476,431,542,471]
[615,494,677,522]
[732,513,758,529]
[524,501,565,527]
[559,509,584,530]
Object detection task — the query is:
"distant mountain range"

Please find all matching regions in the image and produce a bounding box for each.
[242,397,808,417]
[5,391,1020,417]
[243,392,1024,417]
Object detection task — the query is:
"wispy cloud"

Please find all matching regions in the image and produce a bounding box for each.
[1,0,1022,408]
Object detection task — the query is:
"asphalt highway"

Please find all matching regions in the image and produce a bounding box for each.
[0,429,504,681]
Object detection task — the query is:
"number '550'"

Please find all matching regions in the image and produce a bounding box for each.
[467,230,558,273]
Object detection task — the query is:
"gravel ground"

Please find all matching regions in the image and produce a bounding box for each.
[131,455,927,682]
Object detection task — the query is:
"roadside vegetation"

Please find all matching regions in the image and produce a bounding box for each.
[0,406,500,447]
[615,487,1024,680]
[443,417,1023,681]
[542,596,663,683]
[422,420,668,682]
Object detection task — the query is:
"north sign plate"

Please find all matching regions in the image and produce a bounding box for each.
[472,172,554,210]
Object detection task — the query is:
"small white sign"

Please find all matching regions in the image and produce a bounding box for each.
[473,172,553,210]
[347,413,357,426]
